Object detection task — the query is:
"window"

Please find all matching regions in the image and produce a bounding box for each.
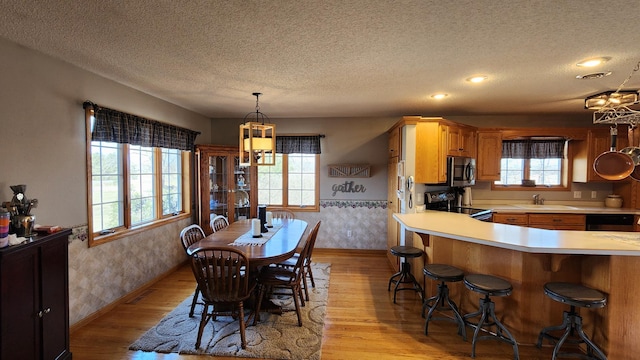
[85,103,197,246]
[258,153,320,210]
[494,139,566,188]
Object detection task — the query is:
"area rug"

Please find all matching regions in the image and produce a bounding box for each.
[129,263,331,359]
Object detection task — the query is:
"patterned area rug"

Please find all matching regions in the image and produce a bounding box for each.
[129,263,331,359]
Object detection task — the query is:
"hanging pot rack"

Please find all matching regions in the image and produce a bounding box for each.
[593,59,640,126]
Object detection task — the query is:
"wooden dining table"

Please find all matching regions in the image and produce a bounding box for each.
[187,218,309,268]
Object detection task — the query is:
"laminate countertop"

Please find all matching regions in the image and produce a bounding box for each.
[484,203,640,214]
[393,211,640,256]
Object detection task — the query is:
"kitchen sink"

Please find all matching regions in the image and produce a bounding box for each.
[513,204,579,210]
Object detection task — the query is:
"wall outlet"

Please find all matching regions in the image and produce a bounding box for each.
[347,230,352,238]
[573,191,582,199]
[591,191,597,199]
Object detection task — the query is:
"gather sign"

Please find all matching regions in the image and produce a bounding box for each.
[331,181,366,197]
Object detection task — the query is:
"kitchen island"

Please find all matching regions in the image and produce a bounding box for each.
[394,211,640,359]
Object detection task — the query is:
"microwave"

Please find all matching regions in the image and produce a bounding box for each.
[448,156,476,187]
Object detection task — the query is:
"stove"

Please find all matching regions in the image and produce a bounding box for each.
[424,191,492,221]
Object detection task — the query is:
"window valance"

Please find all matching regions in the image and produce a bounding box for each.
[502,139,566,159]
[276,135,322,154]
[83,101,200,151]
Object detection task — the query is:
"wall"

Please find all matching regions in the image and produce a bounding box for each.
[0,37,211,326]
[211,117,397,249]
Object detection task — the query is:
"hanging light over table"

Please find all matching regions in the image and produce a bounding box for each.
[239,92,276,166]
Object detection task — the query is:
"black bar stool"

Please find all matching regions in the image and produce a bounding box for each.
[387,245,424,303]
[463,274,519,360]
[536,282,607,360]
[422,263,466,340]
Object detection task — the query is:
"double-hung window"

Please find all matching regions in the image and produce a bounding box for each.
[257,135,321,211]
[494,138,567,189]
[85,103,199,246]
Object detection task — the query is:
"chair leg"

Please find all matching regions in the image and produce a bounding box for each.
[195,304,211,349]
[238,301,247,349]
[189,286,200,317]
[538,309,607,360]
[464,296,519,360]
[301,266,310,301]
[306,262,316,287]
[292,284,303,326]
[252,284,266,326]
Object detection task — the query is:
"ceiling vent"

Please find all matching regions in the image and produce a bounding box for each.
[576,71,612,80]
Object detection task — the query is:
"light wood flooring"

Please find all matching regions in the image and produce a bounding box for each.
[70,249,556,359]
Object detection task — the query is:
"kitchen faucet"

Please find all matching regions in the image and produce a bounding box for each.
[533,194,544,205]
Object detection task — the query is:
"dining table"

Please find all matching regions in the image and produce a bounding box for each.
[187,218,309,315]
[187,218,308,267]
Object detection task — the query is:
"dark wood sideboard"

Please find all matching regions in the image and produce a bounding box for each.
[0,229,72,360]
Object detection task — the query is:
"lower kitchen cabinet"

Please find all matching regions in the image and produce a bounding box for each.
[528,214,586,230]
[0,229,72,360]
[492,213,528,226]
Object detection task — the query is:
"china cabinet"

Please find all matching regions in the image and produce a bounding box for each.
[196,145,257,234]
[0,229,72,360]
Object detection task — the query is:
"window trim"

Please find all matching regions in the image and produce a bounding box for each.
[259,153,320,212]
[85,108,192,247]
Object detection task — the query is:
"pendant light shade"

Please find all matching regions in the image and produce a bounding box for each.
[239,93,276,166]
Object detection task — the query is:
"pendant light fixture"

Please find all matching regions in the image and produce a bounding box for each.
[239,92,276,166]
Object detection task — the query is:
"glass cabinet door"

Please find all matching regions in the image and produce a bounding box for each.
[209,154,228,221]
[234,156,251,221]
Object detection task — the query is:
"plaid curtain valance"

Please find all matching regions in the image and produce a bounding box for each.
[276,135,322,154]
[502,139,566,159]
[85,102,200,151]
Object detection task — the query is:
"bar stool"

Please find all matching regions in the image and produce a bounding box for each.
[536,282,607,360]
[463,274,519,360]
[387,245,424,303]
[422,263,466,340]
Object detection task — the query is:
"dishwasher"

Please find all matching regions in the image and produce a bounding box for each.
[585,214,635,231]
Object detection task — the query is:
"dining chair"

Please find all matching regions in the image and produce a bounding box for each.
[190,247,256,349]
[270,208,296,220]
[210,215,230,233]
[253,221,321,326]
[179,224,206,317]
[276,221,321,301]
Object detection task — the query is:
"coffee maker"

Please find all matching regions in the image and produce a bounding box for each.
[3,184,37,237]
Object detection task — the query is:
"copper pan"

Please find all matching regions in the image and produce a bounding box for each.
[593,127,634,181]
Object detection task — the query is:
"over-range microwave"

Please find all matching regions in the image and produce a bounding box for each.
[448,156,476,187]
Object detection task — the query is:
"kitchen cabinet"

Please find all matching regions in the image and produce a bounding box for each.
[0,229,72,360]
[196,145,257,234]
[446,124,477,158]
[387,160,400,272]
[415,121,448,183]
[573,127,628,182]
[492,213,528,226]
[388,126,401,159]
[528,214,586,230]
[476,130,502,181]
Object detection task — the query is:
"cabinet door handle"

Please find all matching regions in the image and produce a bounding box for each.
[38,308,51,318]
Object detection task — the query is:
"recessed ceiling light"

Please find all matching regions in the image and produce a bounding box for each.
[431,93,448,100]
[576,57,611,67]
[466,75,488,83]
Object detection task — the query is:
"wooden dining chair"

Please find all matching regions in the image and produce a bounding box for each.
[179,224,206,317]
[277,221,321,301]
[190,247,256,349]
[254,221,321,327]
[270,208,296,220]
[210,215,229,233]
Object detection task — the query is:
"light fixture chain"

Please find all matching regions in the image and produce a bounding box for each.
[614,60,640,94]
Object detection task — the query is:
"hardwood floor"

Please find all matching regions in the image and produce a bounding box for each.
[70,249,555,359]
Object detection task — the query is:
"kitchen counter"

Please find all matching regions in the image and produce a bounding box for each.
[484,203,640,214]
[394,211,640,256]
[393,211,640,358]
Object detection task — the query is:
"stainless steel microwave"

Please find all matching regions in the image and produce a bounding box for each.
[448,156,476,187]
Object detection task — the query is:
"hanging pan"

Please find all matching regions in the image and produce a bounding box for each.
[622,125,640,181]
[593,126,634,180]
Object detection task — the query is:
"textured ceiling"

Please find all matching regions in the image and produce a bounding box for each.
[1,0,640,119]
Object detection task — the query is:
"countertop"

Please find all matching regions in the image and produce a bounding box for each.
[393,211,640,256]
[483,203,640,214]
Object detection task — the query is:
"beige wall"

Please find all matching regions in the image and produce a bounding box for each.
[0,37,211,326]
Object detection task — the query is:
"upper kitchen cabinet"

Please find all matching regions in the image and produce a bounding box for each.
[388,126,401,160]
[446,123,477,158]
[573,127,629,183]
[196,144,257,234]
[476,130,502,181]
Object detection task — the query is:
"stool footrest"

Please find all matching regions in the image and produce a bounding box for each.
[536,309,607,360]
[463,296,520,360]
